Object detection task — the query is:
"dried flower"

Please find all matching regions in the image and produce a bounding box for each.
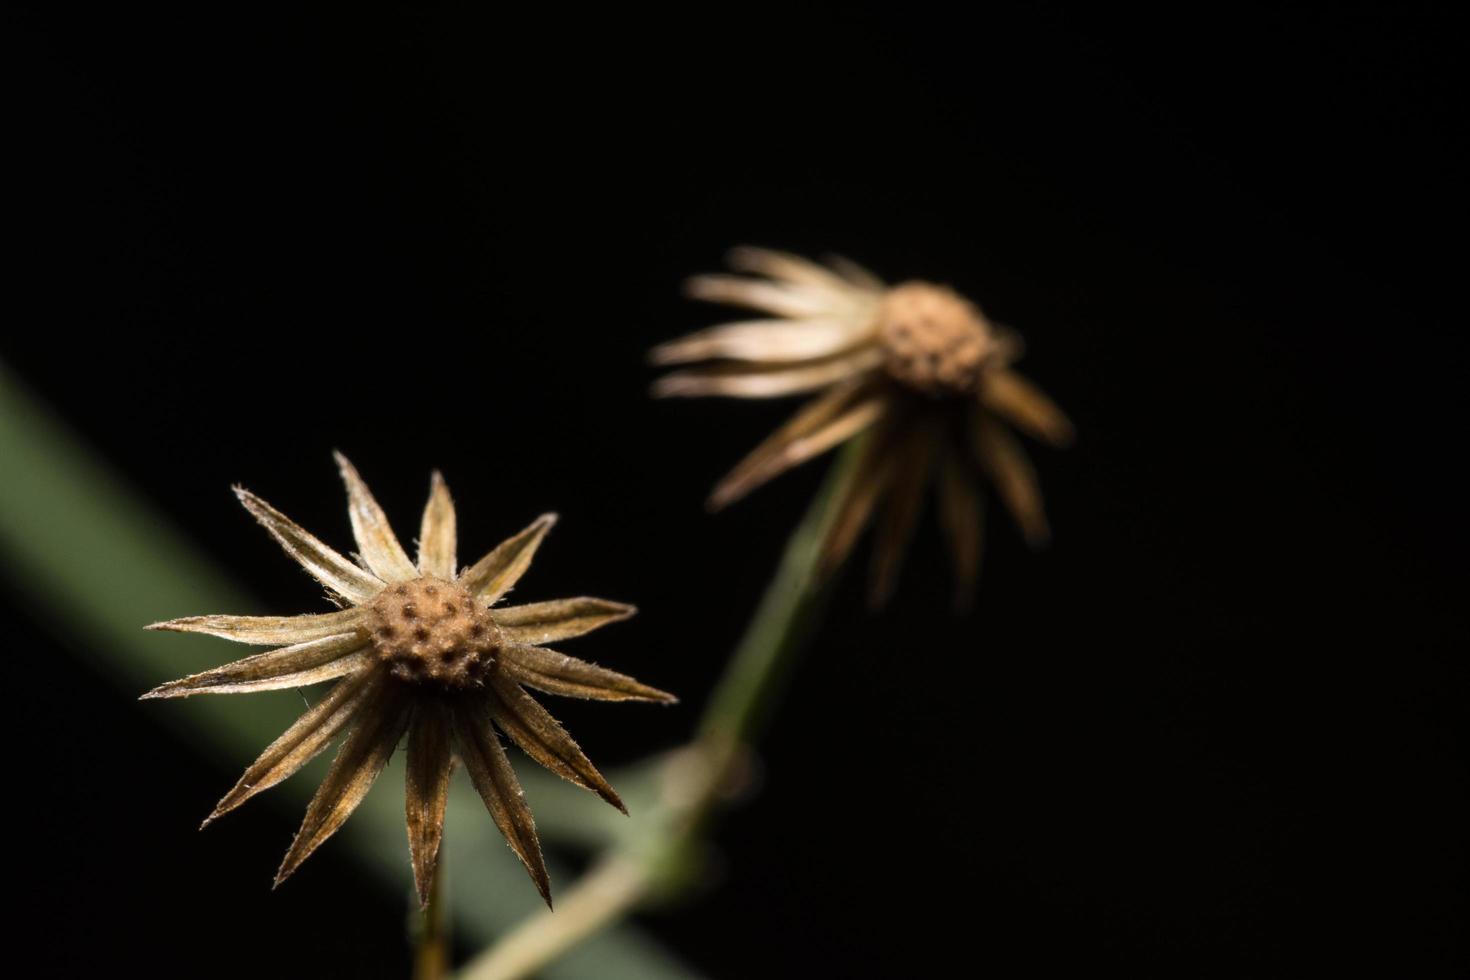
[144,454,674,907]
[652,247,1073,606]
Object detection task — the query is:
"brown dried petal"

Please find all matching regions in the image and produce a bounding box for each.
[235,487,384,604]
[709,380,885,511]
[868,434,933,608]
[651,348,884,399]
[141,633,368,699]
[204,670,379,825]
[460,513,557,604]
[937,454,986,610]
[452,702,551,907]
[819,422,901,577]
[275,683,409,886]
[405,702,454,908]
[973,413,1050,546]
[417,470,457,579]
[499,643,676,704]
[334,452,417,583]
[980,369,1075,447]
[494,597,636,646]
[487,673,624,813]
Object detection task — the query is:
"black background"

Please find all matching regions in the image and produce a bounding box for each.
[5,2,1464,977]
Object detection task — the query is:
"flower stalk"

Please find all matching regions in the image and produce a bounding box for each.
[460,440,861,980]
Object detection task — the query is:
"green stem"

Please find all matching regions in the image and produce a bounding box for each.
[414,862,450,980]
[459,441,861,980]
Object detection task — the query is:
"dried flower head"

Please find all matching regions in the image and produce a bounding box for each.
[652,247,1073,607]
[144,454,674,907]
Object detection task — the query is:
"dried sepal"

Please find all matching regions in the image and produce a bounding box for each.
[334,452,417,583]
[980,368,1075,448]
[500,643,677,704]
[937,457,985,609]
[488,673,624,813]
[867,433,933,607]
[204,670,379,825]
[234,487,384,603]
[275,683,410,886]
[494,597,637,645]
[417,470,457,579]
[460,513,558,604]
[452,702,552,907]
[145,607,364,645]
[405,702,454,908]
[973,413,1050,546]
[141,633,368,699]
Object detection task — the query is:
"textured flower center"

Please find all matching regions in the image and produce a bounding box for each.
[877,281,996,397]
[365,577,501,689]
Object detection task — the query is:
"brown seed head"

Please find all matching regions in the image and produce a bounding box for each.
[877,281,997,397]
[365,577,501,689]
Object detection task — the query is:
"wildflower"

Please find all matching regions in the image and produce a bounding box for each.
[652,247,1072,606]
[144,454,674,907]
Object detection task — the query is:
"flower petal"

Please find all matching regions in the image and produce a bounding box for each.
[235,487,383,604]
[487,673,624,813]
[275,683,410,887]
[651,348,883,399]
[334,452,417,583]
[685,273,840,319]
[937,454,986,610]
[709,381,886,511]
[823,253,885,291]
[818,421,902,576]
[867,433,933,607]
[726,246,862,296]
[145,608,365,645]
[460,513,557,604]
[141,633,368,699]
[498,643,676,704]
[980,369,1074,447]
[405,702,454,909]
[417,470,457,579]
[452,702,551,907]
[649,317,869,366]
[973,414,1051,546]
[203,670,379,825]
[494,597,636,646]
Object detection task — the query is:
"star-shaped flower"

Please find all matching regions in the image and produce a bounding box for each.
[652,247,1073,606]
[144,454,674,907]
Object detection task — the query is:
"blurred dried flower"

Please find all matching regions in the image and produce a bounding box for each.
[653,247,1072,606]
[144,454,674,907]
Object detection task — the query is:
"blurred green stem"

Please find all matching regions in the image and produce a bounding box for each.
[459,441,859,980]
[415,858,449,980]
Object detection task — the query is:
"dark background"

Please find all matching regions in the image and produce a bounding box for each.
[5,2,1464,976]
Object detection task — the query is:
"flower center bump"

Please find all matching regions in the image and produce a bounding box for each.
[877,282,997,397]
[365,577,502,689]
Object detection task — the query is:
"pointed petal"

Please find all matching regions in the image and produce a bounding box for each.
[824,253,885,292]
[487,673,624,813]
[145,607,364,645]
[204,671,378,824]
[973,414,1051,546]
[235,487,383,604]
[417,470,458,579]
[818,422,901,577]
[685,273,839,319]
[726,246,862,296]
[334,452,417,583]
[499,643,676,704]
[142,633,368,699]
[709,382,886,510]
[460,513,556,603]
[275,684,409,886]
[651,348,883,399]
[649,317,868,366]
[980,369,1074,447]
[867,433,933,607]
[937,454,986,610]
[405,702,454,908]
[495,597,636,645]
[452,702,551,907]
